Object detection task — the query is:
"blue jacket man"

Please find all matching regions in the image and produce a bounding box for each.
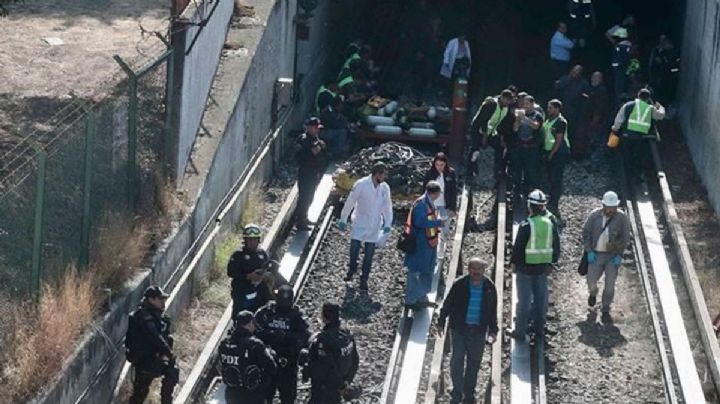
[404,181,444,308]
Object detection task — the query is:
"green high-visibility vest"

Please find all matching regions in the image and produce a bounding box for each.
[486,99,508,137]
[315,85,336,112]
[525,213,554,264]
[338,75,354,89]
[542,115,571,151]
[626,99,652,135]
[343,53,360,70]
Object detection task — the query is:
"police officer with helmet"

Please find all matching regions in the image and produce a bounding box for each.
[125,285,180,404]
[220,310,277,404]
[255,285,311,403]
[302,302,359,403]
[227,224,277,320]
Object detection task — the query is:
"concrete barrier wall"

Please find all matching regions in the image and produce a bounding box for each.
[679,0,720,214]
[172,0,234,184]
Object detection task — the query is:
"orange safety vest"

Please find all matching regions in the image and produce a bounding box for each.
[404,197,439,248]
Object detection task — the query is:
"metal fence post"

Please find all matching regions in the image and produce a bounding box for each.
[163,49,175,179]
[113,55,139,210]
[31,147,47,298]
[79,108,96,268]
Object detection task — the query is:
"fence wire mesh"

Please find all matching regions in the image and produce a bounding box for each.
[0,49,171,297]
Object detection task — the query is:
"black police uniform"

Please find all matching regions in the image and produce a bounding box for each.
[255,301,311,403]
[306,322,360,404]
[227,247,273,318]
[126,301,179,404]
[295,131,328,226]
[220,326,277,404]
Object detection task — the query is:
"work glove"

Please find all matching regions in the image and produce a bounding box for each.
[383,226,391,235]
[336,220,347,231]
[611,254,622,266]
[587,251,597,264]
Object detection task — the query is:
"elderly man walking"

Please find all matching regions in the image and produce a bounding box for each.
[403,181,445,309]
[437,258,498,404]
[337,163,393,291]
[582,191,631,319]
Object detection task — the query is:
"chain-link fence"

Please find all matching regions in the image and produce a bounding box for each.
[0,48,173,298]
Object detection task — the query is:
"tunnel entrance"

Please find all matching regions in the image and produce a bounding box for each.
[326,0,686,104]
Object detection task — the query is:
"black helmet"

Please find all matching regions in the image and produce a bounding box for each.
[276,285,294,308]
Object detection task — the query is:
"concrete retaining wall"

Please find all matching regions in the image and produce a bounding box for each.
[171,0,234,184]
[36,0,339,402]
[679,0,720,214]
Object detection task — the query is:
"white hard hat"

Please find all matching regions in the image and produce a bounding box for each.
[527,189,548,206]
[613,27,628,39]
[602,191,620,207]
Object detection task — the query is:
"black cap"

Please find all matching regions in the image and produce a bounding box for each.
[322,302,341,323]
[276,285,294,308]
[304,117,324,128]
[144,285,170,299]
[235,310,255,326]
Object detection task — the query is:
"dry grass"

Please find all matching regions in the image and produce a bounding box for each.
[240,185,265,227]
[0,267,98,402]
[89,211,149,290]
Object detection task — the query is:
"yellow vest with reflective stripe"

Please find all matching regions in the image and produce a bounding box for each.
[525,214,554,264]
[338,75,354,89]
[486,99,508,137]
[627,99,652,134]
[542,115,571,151]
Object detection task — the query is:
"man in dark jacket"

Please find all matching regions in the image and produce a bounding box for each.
[227,224,275,320]
[304,302,359,404]
[220,311,277,404]
[437,258,498,404]
[295,117,328,230]
[255,286,311,404]
[509,190,560,341]
[468,89,515,179]
[126,286,179,404]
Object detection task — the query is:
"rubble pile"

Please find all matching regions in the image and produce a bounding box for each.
[333,142,432,200]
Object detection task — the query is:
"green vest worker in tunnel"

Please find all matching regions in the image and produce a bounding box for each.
[508,190,561,342]
[610,88,665,184]
[541,99,570,220]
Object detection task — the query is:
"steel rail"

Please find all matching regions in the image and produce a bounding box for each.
[422,187,470,403]
[489,180,507,404]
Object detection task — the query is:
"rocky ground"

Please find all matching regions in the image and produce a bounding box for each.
[545,159,665,403]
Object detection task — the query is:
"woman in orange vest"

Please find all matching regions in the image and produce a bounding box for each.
[404,181,445,309]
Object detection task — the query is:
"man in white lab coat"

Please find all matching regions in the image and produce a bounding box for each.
[440,35,472,80]
[337,163,394,291]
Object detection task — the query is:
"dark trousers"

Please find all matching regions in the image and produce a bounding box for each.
[551,59,569,81]
[621,137,649,184]
[225,386,267,404]
[296,169,322,224]
[510,146,541,197]
[449,325,488,403]
[348,239,376,281]
[309,383,342,404]
[129,361,179,404]
[267,361,298,404]
[545,152,568,215]
[489,136,507,179]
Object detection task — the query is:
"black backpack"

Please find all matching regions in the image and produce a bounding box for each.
[125,310,143,364]
[219,337,265,391]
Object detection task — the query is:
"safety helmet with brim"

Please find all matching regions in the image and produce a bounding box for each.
[243,224,262,239]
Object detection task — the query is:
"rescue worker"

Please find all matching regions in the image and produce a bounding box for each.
[339,68,370,108]
[469,89,515,179]
[610,28,632,104]
[125,286,179,404]
[403,181,445,309]
[337,163,394,291]
[315,81,339,115]
[510,95,544,201]
[303,302,359,404]
[567,0,595,48]
[610,88,665,184]
[219,310,277,404]
[508,190,560,342]
[582,191,631,320]
[542,99,570,219]
[295,117,328,230]
[227,224,275,319]
[437,258,498,404]
[255,285,311,404]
